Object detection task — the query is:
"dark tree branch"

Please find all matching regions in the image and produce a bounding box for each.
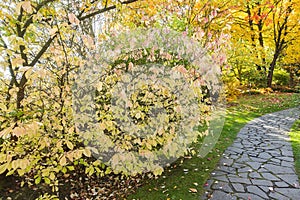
[29,35,56,67]
[78,0,138,21]
[21,0,55,37]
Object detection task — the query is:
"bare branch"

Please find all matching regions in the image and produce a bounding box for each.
[29,35,56,67]
[78,0,138,21]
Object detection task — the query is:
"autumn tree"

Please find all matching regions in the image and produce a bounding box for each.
[0,0,139,195]
[0,1,225,198]
[107,0,232,66]
[230,0,300,88]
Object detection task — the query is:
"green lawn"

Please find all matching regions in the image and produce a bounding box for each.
[290,119,300,180]
[127,92,300,200]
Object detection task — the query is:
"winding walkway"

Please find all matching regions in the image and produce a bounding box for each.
[203,107,300,200]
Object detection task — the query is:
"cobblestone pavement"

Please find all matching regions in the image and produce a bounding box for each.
[203,107,300,200]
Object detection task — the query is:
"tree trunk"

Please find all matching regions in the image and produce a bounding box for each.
[267,53,280,88]
[289,70,294,88]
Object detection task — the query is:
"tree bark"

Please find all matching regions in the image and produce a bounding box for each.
[267,52,280,88]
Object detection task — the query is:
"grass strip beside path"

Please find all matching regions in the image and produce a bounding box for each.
[290,119,300,180]
[128,93,300,200]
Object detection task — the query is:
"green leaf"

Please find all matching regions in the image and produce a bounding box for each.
[44,177,51,185]
[88,166,94,176]
[6,170,15,176]
[61,167,67,174]
[67,166,74,171]
[35,176,41,184]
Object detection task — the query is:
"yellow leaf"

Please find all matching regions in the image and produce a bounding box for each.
[59,156,67,166]
[66,152,74,162]
[66,141,74,150]
[0,154,6,163]
[11,160,19,170]
[0,103,7,111]
[153,166,163,176]
[49,172,55,180]
[83,148,91,157]
[135,112,141,119]
[189,188,198,193]
[88,166,94,176]
[73,150,82,160]
[0,163,8,174]
[93,160,101,166]
[0,126,13,138]
[17,169,25,176]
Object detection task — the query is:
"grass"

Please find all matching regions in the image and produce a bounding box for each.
[127,92,300,200]
[0,93,299,200]
[290,119,300,180]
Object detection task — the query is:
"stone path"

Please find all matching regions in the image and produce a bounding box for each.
[203,107,300,200]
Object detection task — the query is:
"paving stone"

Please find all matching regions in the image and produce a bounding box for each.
[247,185,268,199]
[218,166,236,174]
[269,158,281,164]
[238,166,253,173]
[232,142,243,148]
[258,185,270,193]
[247,162,261,170]
[277,156,294,162]
[249,172,261,179]
[234,193,263,200]
[213,175,229,182]
[251,179,273,186]
[274,181,289,187]
[261,172,280,181]
[212,171,227,176]
[227,147,243,154]
[228,177,251,185]
[269,192,290,200]
[281,149,294,157]
[258,152,272,160]
[268,150,281,157]
[232,183,244,192]
[237,155,252,163]
[249,157,265,163]
[275,188,300,199]
[209,190,236,200]
[211,181,233,193]
[230,155,239,159]
[263,164,295,174]
[219,158,234,166]
[281,160,294,167]
[277,174,299,186]
[257,168,269,173]
[238,172,248,178]
[232,162,246,169]
[203,108,300,199]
